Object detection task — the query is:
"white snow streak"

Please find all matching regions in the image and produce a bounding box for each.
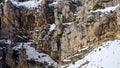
[91,4,120,13]
[48,1,58,7]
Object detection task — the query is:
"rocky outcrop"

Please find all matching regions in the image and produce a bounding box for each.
[0,0,120,67]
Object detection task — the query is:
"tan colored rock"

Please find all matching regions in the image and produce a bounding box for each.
[1,0,120,67]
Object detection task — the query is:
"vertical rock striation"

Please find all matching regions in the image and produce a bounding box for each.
[0,0,120,67]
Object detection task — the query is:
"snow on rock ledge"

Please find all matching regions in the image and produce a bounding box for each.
[13,42,57,66]
[0,39,11,44]
[64,40,120,68]
[7,0,42,9]
[91,4,120,13]
[48,1,58,7]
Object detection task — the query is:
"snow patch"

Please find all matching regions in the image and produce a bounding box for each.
[48,1,58,7]
[49,24,56,32]
[12,43,24,50]
[91,4,120,13]
[0,39,11,44]
[10,0,42,9]
[63,59,71,62]
[13,42,57,66]
[5,40,11,44]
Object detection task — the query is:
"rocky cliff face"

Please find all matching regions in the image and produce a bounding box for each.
[0,0,120,68]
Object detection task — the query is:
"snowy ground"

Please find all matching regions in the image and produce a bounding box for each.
[61,40,120,68]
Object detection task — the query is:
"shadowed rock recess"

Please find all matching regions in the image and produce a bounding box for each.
[0,0,120,68]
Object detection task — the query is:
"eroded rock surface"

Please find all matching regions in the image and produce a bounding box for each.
[0,0,120,68]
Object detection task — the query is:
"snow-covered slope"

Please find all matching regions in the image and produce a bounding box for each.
[63,40,120,68]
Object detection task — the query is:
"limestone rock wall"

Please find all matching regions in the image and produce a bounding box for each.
[0,0,120,67]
